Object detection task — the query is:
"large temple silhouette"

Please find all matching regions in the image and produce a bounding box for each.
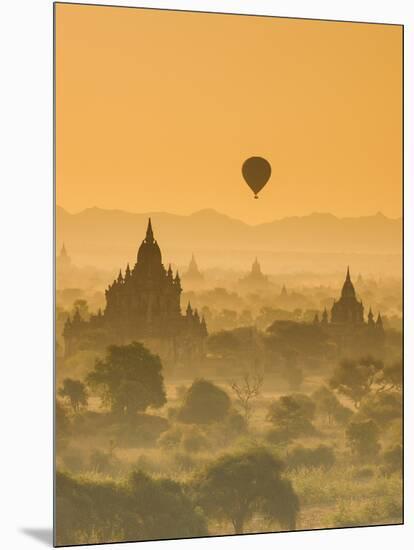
[313,267,384,356]
[64,219,207,363]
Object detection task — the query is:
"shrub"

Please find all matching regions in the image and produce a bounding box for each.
[346,419,381,460]
[181,426,209,454]
[286,445,335,471]
[359,391,402,426]
[158,425,183,450]
[114,414,170,447]
[61,448,87,473]
[266,427,291,445]
[327,495,402,528]
[55,469,208,546]
[177,379,231,424]
[224,409,248,436]
[312,386,352,425]
[381,444,402,476]
[170,451,197,473]
[352,467,375,481]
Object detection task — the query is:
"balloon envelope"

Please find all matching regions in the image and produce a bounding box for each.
[242,156,271,198]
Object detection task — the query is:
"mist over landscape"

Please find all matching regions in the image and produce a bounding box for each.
[54,4,402,546]
[57,206,402,275]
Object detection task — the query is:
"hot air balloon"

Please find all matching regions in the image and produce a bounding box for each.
[242,156,271,199]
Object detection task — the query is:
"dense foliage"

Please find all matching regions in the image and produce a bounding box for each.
[87,342,166,416]
[193,447,299,534]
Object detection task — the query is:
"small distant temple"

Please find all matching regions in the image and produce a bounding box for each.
[56,243,74,289]
[63,219,207,364]
[313,267,384,356]
[182,254,204,287]
[239,258,270,290]
[57,243,71,270]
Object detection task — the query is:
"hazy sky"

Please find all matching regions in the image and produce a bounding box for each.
[56,4,402,224]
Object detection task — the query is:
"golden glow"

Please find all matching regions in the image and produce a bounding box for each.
[56,4,402,223]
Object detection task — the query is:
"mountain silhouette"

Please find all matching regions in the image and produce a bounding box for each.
[56,206,402,271]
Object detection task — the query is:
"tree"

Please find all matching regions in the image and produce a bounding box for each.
[207,330,241,357]
[346,419,381,460]
[267,394,316,440]
[359,391,402,426]
[376,359,402,393]
[177,379,230,424]
[87,342,166,417]
[266,321,329,357]
[59,378,88,413]
[329,356,384,408]
[229,369,263,426]
[312,386,352,425]
[193,447,299,534]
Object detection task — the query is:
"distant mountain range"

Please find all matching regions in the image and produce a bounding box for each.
[56,206,402,271]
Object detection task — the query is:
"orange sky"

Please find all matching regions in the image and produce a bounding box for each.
[55,3,402,224]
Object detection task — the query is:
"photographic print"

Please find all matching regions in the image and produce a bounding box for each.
[54,3,403,546]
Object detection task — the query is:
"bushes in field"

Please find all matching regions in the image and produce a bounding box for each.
[352,467,375,481]
[158,412,246,455]
[71,410,169,448]
[358,391,402,426]
[381,444,402,476]
[55,469,208,546]
[346,419,381,460]
[158,425,209,454]
[286,444,335,471]
[327,495,402,528]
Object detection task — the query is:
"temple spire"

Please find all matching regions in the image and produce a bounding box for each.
[341,266,356,299]
[146,218,154,242]
[368,307,374,325]
[376,313,383,329]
